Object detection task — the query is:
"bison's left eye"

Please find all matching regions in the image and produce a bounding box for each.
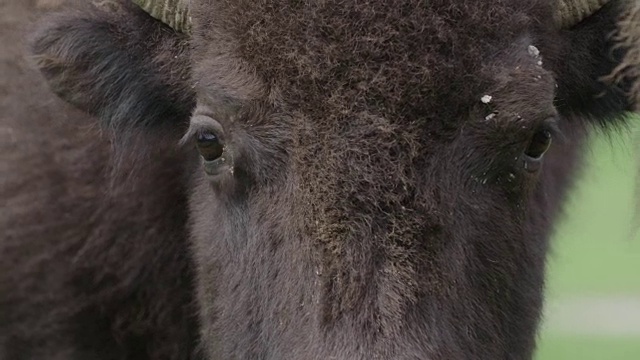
[522,125,554,172]
[196,130,225,162]
[524,128,552,160]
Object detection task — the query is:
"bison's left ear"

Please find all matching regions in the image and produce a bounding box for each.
[31,1,194,133]
[542,0,640,124]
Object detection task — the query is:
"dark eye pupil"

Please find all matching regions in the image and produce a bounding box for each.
[524,129,552,159]
[196,131,224,161]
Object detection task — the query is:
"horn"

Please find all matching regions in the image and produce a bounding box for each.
[131,0,192,34]
[558,0,611,28]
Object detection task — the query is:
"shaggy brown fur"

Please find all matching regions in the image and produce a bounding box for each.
[608,1,640,109]
[1,1,200,359]
[2,0,639,359]
[187,1,608,358]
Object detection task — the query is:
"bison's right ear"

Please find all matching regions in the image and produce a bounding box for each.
[31,1,194,132]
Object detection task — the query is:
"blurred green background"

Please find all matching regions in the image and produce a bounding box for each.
[535,119,640,359]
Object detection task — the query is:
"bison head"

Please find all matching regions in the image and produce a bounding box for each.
[32,0,639,358]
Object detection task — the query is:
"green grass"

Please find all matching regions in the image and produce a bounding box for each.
[537,337,640,360]
[536,121,640,359]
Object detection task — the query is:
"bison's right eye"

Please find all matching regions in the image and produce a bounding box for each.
[196,131,224,162]
[185,114,234,176]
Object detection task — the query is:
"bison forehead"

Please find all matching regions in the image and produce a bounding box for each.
[193,0,552,127]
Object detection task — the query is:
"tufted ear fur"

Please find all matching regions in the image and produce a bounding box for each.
[541,0,640,124]
[31,0,195,133]
[609,1,640,111]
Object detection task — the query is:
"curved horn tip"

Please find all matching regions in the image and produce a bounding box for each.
[131,0,192,34]
[557,0,611,28]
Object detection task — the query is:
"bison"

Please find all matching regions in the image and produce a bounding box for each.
[1,0,639,359]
